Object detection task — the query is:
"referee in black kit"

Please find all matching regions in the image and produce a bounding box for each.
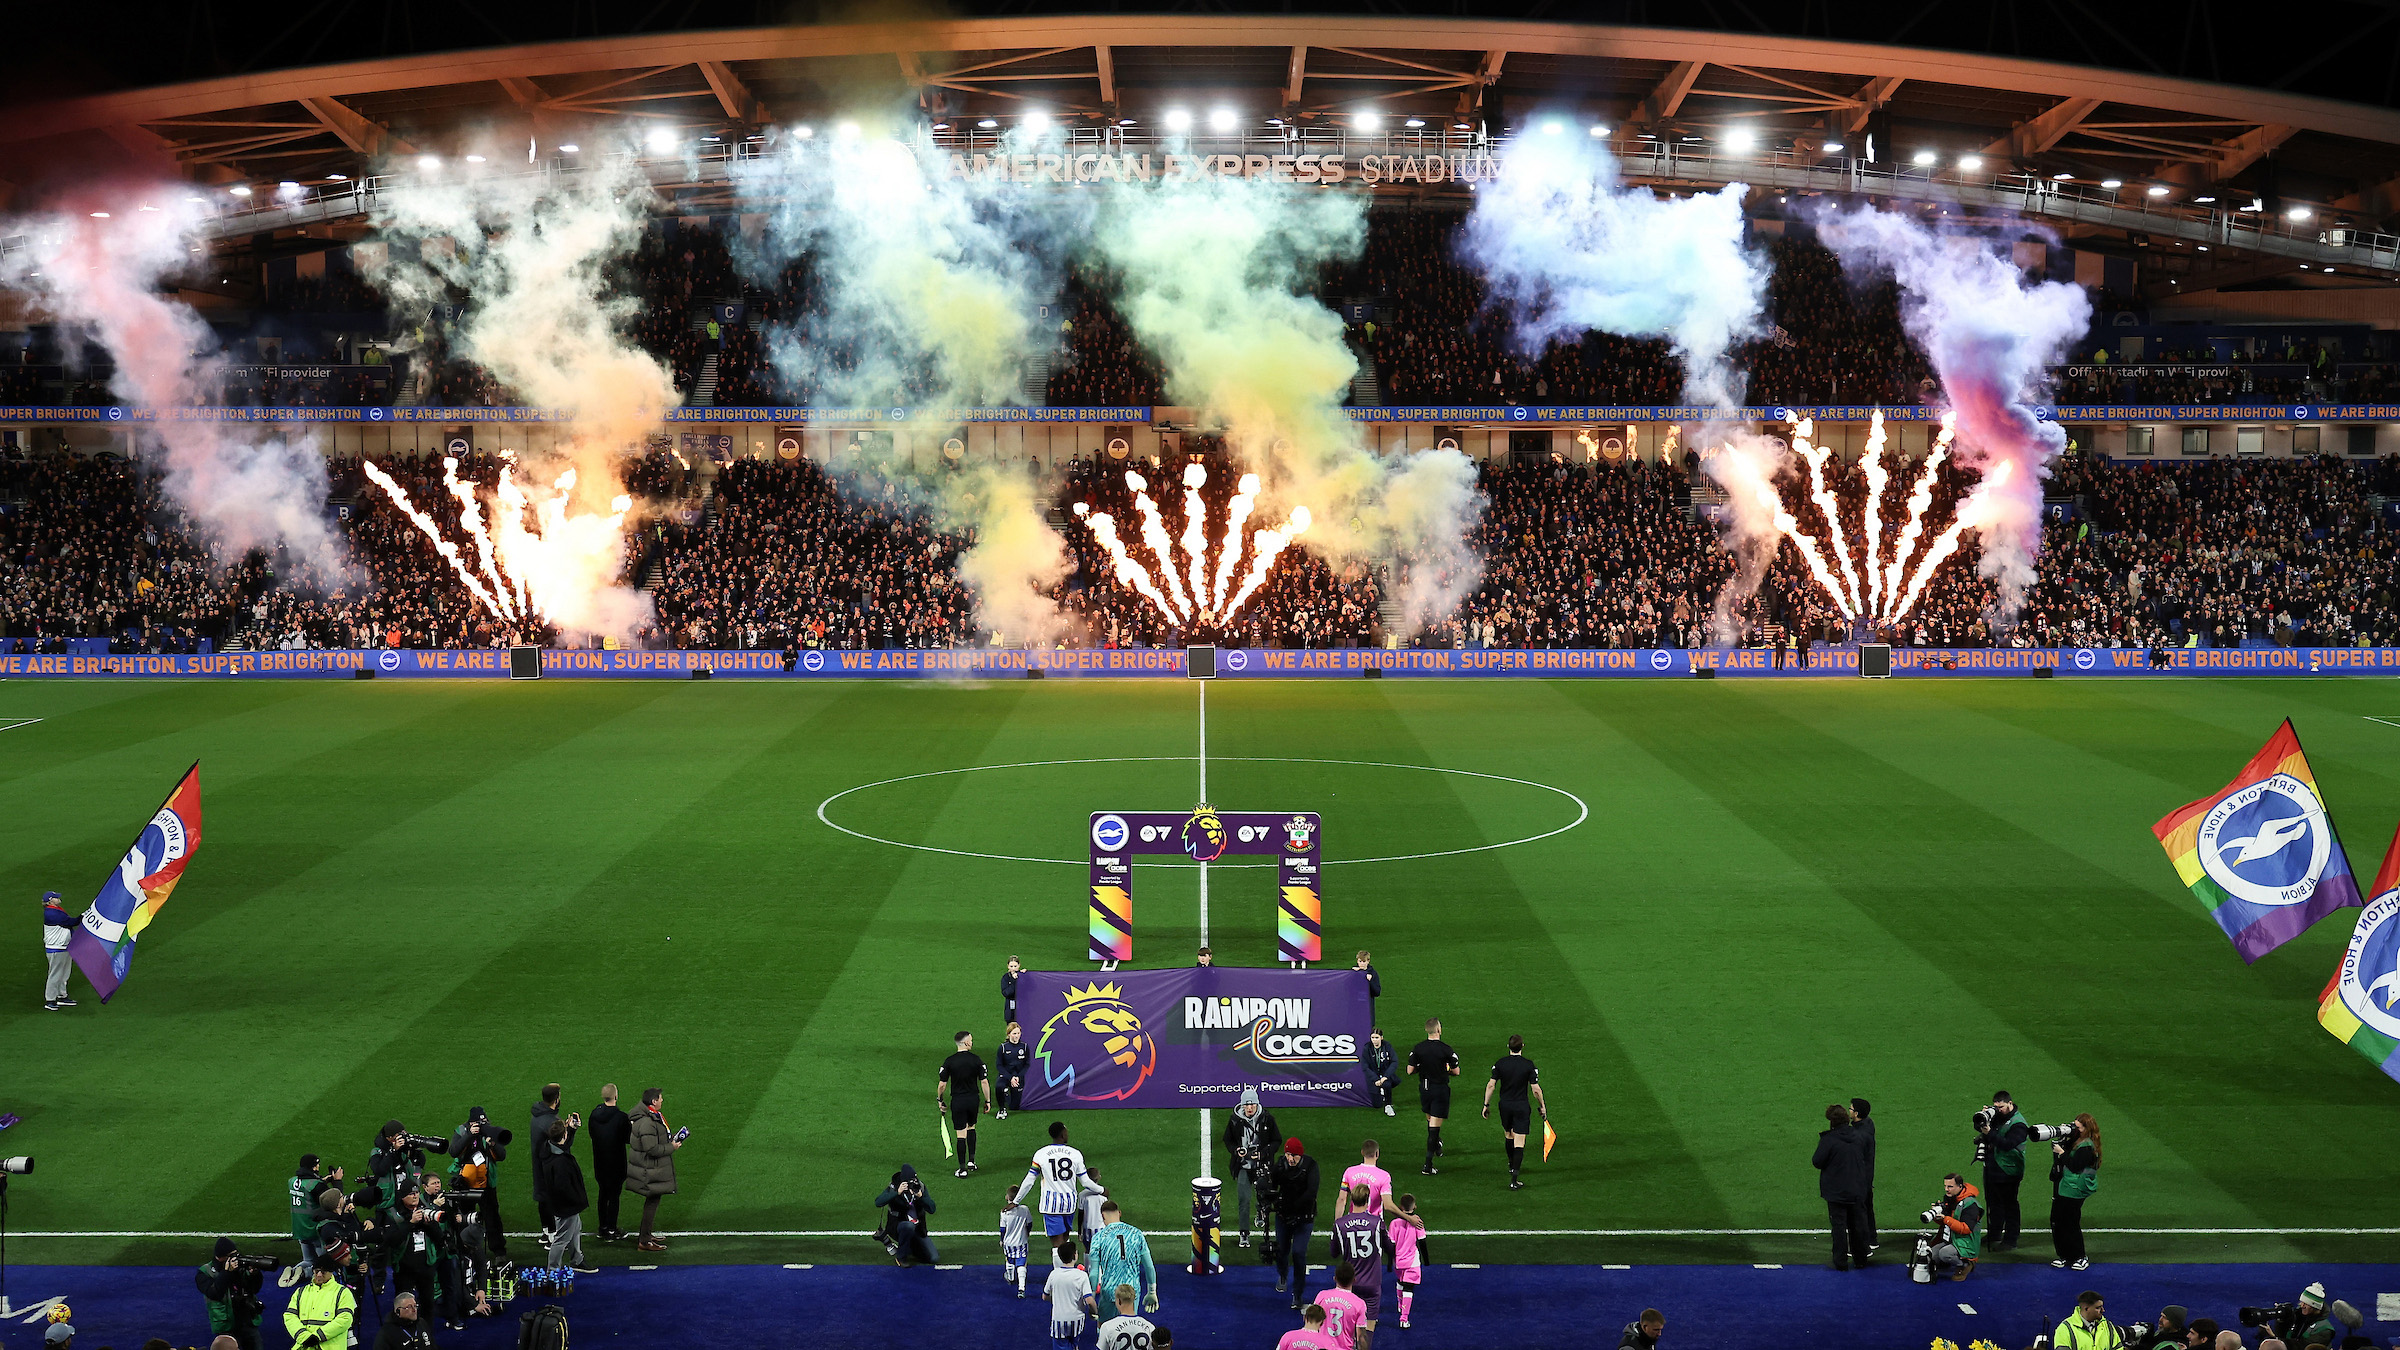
[938,1031,992,1178]
[1482,1035,1547,1191]
[1405,1018,1461,1176]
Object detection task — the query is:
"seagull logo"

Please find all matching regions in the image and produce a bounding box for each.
[2221,815,2311,866]
[2371,967,2400,1011]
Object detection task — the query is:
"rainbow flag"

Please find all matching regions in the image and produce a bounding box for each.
[67,763,203,1002]
[2317,823,2400,1083]
[2151,721,2358,963]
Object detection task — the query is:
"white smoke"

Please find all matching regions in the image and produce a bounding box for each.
[0,201,344,579]
[1461,129,1767,407]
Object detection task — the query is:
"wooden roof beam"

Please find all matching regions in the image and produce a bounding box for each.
[1631,61,1704,129]
[297,95,415,157]
[698,61,766,125]
[1984,95,2102,159]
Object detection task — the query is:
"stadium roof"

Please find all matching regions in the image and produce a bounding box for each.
[7,10,2400,290]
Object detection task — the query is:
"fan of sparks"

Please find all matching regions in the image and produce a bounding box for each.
[1072,464,1312,628]
[362,454,634,623]
[1738,408,1998,626]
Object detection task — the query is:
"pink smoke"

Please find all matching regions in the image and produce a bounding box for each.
[1817,207,2090,625]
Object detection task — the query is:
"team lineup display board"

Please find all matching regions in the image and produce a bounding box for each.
[1088,810,1322,964]
[1017,967,1370,1109]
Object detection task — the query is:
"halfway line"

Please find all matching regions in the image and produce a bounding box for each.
[19,1225,2400,1239]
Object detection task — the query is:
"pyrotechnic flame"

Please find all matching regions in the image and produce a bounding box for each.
[1859,411,1889,617]
[1752,483,1856,621]
[1180,463,1210,619]
[1085,509,1180,624]
[1125,470,1193,617]
[1890,456,2007,623]
[1221,506,1312,620]
[363,460,512,616]
[444,456,517,617]
[1792,420,1864,615]
[1212,472,1260,610]
[1882,412,1956,617]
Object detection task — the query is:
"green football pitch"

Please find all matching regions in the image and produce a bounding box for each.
[4,675,2397,1269]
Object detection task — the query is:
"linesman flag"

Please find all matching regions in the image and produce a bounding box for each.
[2317,822,2400,1084]
[67,763,202,1002]
[1542,1119,1558,1161]
[2151,721,2359,963]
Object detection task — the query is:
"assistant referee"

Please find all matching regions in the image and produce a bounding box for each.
[1482,1034,1547,1191]
[1404,1018,1461,1177]
[938,1031,992,1179]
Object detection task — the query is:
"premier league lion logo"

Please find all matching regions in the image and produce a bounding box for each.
[1033,981,1156,1103]
[1180,809,1228,863]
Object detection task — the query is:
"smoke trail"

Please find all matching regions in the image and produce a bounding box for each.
[0,201,344,578]
[1817,206,2090,625]
[1089,167,1483,632]
[1461,129,1767,407]
[366,157,673,641]
[733,126,1077,645]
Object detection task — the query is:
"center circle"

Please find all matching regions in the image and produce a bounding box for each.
[815,756,1587,867]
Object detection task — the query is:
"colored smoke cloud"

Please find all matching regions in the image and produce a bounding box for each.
[733,127,1075,645]
[1817,205,2091,624]
[366,156,674,641]
[0,201,345,579]
[1089,166,1483,630]
[1461,129,1767,407]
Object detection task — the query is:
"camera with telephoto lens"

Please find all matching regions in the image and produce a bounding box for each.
[400,1132,450,1154]
[2028,1121,2079,1143]
[2238,1303,2298,1331]
[1969,1106,2000,1166]
[231,1253,281,1272]
[1,1156,31,1174]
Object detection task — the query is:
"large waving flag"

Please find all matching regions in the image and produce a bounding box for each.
[2318,823,2400,1083]
[2152,721,2358,963]
[68,763,202,1002]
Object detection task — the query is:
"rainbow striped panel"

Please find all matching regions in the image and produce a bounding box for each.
[1088,883,1132,962]
[1276,883,1321,962]
[2317,825,2400,1082]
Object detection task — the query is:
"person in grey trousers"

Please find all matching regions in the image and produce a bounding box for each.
[42,891,76,1010]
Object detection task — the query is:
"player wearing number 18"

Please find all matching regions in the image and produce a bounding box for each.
[1015,1122,1101,1262]
[1482,1035,1547,1191]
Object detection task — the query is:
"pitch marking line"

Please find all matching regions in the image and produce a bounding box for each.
[817,756,1589,868]
[2368,716,2400,729]
[0,718,41,732]
[22,1225,2400,1239]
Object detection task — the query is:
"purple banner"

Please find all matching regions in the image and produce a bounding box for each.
[1018,967,1371,1111]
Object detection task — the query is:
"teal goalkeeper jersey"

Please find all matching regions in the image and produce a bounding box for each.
[1089,1221,1156,1306]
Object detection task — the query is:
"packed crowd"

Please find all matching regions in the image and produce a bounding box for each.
[3,438,2394,657]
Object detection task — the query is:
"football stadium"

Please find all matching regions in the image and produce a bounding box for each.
[4,5,2400,1349]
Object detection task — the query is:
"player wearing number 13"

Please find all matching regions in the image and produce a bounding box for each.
[1330,1183,1403,1350]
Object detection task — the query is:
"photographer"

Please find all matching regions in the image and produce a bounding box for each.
[2241,1282,2361,1347]
[2046,1112,2102,1271]
[1974,1091,2030,1251]
[383,1179,443,1319]
[875,1163,940,1267]
[283,1259,358,1350]
[285,1156,341,1286]
[446,1107,513,1256]
[537,1116,597,1274]
[1917,1173,1982,1282]
[1221,1087,1281,1251]
[418,1174,481,1330]
[1269,1137,1322,1312]
[368,1121,434,1213]
[195,1237,267,1350]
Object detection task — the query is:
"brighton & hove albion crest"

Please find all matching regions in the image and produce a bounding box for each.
[2196,772,2331,908]
[1033,980,1156,1102]
[2335,893,2400,1039]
